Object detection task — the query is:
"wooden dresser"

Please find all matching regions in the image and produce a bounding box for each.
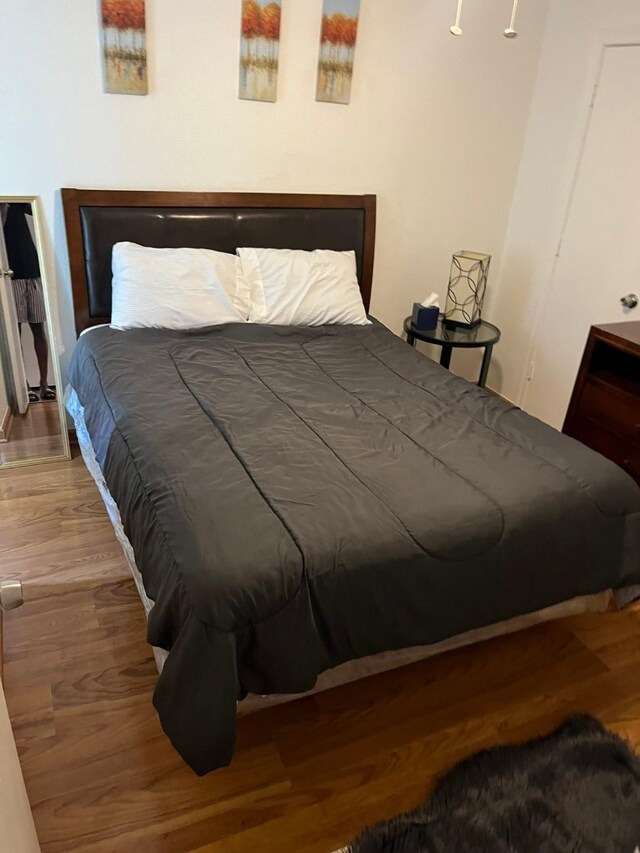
[563,322,640,485]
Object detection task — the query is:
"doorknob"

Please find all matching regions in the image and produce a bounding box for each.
[0,580,23,611]
[0,269,13,278]
[620,293,638,309]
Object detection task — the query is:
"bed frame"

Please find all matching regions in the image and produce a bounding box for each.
[61,187,633,752]
[61,189,377,336]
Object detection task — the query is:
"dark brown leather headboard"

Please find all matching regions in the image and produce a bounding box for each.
[61,189,376,335]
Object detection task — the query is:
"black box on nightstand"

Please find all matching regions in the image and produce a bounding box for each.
[411,303,439,331]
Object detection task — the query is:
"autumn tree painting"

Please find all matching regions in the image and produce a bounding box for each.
[316,0,360,104]
[101,0,148,95]
[239,0,282,102]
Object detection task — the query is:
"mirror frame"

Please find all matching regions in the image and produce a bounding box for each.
[0,195,71,469]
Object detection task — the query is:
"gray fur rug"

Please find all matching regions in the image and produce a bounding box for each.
[348,715,640,852]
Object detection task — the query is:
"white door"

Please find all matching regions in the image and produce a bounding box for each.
[0,595,40,852]
[523,44,640,429]
[0,683,40,852]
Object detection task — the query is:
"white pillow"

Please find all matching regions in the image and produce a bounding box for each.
[238,247,370,326]
[111,242,249,330]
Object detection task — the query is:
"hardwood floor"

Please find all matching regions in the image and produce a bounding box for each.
[1,451,640,852]
[0,400,65,464]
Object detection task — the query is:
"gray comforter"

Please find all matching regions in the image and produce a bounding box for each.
[69,321,640,774]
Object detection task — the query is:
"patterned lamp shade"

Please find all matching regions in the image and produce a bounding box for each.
[444,251,491,329]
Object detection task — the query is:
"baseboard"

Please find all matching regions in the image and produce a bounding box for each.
[0,407,13,443]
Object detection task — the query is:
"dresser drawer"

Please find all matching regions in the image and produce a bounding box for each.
[578,377,640,442]
[569,418,640,484]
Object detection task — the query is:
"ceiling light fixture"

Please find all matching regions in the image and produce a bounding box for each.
[449,0,464,36]
[504,0,519,38]
[449,0,521,38]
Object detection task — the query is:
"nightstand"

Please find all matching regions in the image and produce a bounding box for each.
[403,317,501,388]
[563,322,640,485]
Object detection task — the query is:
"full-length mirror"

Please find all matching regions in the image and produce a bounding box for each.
[0,196,70,467]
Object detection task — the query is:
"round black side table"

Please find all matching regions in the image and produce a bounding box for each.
[403,317,501,388]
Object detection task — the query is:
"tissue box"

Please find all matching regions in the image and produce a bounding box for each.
[412,303,439,331]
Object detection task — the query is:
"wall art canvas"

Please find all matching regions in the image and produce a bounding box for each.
[239,0,282,103]
[100,0,148,95]
[316,0,360,105]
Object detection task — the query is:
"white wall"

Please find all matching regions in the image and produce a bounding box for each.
[0,0,549,379]
[489,0,640,409]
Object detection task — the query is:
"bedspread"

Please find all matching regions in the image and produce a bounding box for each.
[68,320,640,773]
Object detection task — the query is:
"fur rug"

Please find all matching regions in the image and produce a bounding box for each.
[349,715,640,852]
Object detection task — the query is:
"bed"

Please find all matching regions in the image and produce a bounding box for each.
[62,189,640,775]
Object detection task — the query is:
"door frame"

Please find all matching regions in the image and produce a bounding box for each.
[517,34,640,410]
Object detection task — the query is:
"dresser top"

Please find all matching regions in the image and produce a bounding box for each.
[594,321,640,350]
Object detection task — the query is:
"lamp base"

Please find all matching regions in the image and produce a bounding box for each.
[443,317,482,330]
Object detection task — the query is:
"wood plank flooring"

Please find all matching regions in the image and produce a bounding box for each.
[0,400,65,465]
[1,451,640,852]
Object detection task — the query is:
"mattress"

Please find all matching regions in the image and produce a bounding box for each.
[67,320,640,774]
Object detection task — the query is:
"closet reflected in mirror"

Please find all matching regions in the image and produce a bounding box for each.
[0,196,70,467]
